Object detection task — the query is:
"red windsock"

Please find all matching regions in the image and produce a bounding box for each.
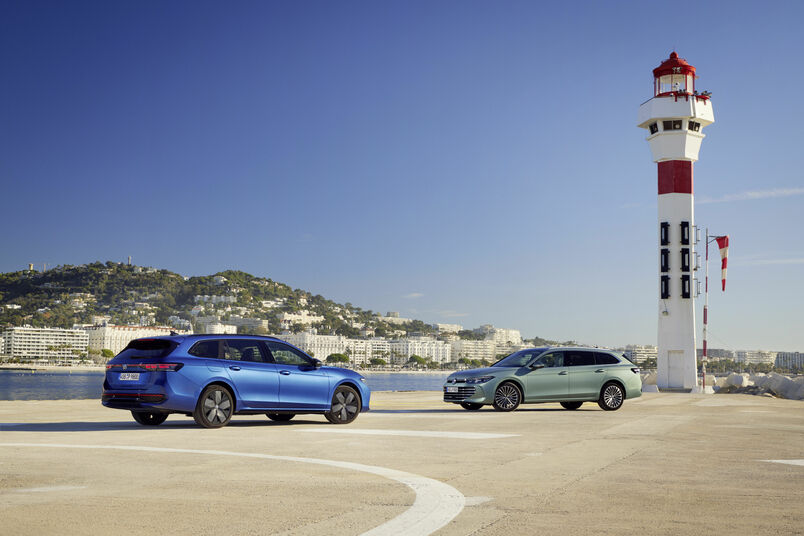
[716,235,729,291]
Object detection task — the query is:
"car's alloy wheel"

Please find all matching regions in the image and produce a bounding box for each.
[460,402,483,411]
[325,385,360,424]
[193,385,234,428]
[560,401,583,410]
[266,413,294,422]
[598,383,624,411]
[493,382,521,412]
[131,411,168,426]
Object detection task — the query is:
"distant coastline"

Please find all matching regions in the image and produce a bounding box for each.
[0,363,452,374]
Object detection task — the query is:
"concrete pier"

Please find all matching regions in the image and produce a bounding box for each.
[1,392,802,535]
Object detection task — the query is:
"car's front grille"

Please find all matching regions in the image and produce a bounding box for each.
[443,386,476,401]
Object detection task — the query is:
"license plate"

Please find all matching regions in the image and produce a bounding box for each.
[446,386,458,393]
[119,373,140,381]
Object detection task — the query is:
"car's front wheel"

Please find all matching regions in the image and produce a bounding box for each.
[493,382,521,412]
[460,402,483,411]
[266,413,294,422]
[193,385,234,428]
[325,385,360,424]
[560,402,583,410]
[131,411,168,426]
[598,382,625,411]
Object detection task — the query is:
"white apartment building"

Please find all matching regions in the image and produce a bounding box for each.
[735,350,777,365]
[205,323,238,335]
[776,352,803,370]
[378,312,412,326]
[623,345,658,364]
[474,325,522,346]
[390,337,452,365]
[281,332,347,359]
[83,325,187,355]
[2,326,89,361]
[345,338,391,365]
[227,316,270,330]
[194,295,237,304]
[0,337,5,356]
[433,323,463,333]
[279,311,324,328]
[450,339,498,363]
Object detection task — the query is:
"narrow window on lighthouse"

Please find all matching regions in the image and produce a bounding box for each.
[681,248,690,272]
[661,249,670,272]
[681,275,691,299]
[660,222,670,245]
[680,221,690,245]
[661,276,670,299]
[649,122,658,134]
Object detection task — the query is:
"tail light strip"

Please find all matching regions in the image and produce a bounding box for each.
[106,363,183,371]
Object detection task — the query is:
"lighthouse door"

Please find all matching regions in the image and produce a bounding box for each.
[667,350,685,388]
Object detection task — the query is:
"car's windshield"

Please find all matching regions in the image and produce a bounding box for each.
[492,348,547,368]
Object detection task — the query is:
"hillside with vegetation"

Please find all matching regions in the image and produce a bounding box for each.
[0,261,573,346]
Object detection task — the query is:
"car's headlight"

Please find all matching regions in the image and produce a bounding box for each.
[466,375,494,384]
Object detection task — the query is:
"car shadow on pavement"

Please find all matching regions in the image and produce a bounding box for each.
[0,418,332,432]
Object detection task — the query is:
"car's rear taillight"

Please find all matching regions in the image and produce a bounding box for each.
[631,367,640,374]
[106,363,183,371]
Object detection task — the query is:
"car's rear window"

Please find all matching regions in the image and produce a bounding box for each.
[116,339,177,360]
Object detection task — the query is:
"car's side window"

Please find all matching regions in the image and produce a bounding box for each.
[594,352,620,365]
[188,340,222,359]
[224,339,267,363]
[534,351,564,367]
[566,351,595,366]
[266,341,312,366]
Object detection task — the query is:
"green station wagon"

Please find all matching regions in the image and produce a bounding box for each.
[443,347,642,411]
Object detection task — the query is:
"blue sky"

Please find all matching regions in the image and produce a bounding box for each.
[1,1,802,351]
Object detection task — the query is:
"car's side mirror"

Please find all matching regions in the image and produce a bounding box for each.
[313,359,323,369]
[529,363,545,370]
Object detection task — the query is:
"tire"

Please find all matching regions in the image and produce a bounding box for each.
[560,401,583,410]
[598,382,625,411]
[325,385,360,424]
[460,402,483,411]
[193,384,234,428]
[131,411,168,426]
[493,382,522,412]
[266,413,294,422]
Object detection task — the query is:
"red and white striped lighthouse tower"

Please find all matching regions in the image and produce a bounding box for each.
[637,52,714,390]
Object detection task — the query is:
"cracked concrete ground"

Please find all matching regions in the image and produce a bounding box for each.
[1,392,802,535]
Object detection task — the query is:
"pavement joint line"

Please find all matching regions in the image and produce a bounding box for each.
[296,428,519,439]
[0,442,464,536]
[761,459,804,467]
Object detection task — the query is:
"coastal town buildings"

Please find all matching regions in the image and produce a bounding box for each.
[735,350,777,365]
[776,352,803,370]
[83,324,188,354]
[1,326,89,362]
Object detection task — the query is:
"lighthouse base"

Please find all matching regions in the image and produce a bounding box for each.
[690,385,715,394]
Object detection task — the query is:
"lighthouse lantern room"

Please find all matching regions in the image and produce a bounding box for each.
[637,52,715,390]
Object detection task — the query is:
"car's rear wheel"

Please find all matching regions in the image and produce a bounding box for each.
[325,385,360,424]
[131,411,168,426]
[460,402,483,411]
[266,413,294,422]
[560,401,583,410]
[598,382,625,411]
[493,382,521,412]
[193,385,234,428]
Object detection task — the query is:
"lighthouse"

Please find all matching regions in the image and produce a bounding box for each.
[637,52,714,390]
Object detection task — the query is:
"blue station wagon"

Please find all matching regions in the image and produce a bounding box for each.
[103,335,370,428]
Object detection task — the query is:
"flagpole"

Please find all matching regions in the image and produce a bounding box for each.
[702,228,709,389]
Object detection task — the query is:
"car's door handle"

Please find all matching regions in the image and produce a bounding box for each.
[558,371,568,375]
[595,369,605,373]
[229,366,241,371]
[280,370,291,375]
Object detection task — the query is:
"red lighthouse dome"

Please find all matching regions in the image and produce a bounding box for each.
[653,52,696,97]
